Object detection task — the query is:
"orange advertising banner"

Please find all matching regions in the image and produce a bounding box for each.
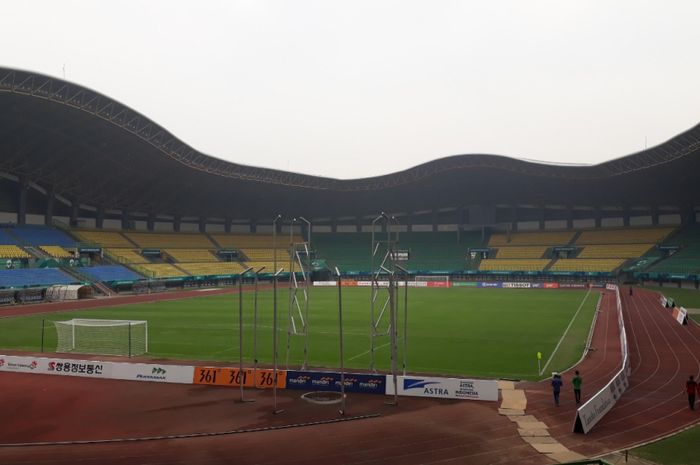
[193,367,286,389]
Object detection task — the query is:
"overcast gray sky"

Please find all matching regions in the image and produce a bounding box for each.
[3,0,699,179]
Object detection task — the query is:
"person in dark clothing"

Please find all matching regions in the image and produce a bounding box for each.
[552,373,563,406]
[687,375,697,410]
[629,287,633,296]
[572,371,582,404]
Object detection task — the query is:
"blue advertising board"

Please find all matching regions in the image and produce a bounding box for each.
[285,370,386,395]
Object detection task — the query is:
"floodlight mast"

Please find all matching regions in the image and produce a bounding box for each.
[238,266,254,403]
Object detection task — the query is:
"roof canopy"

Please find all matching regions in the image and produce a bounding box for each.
[1,67,699,220]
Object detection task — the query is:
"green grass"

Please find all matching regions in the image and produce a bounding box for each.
[0,287,598,380]
[632,425,700,465]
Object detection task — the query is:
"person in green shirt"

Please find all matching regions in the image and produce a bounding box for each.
[572,371,582,404]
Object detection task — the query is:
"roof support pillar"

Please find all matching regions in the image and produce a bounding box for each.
[432,209,439,233]
[407,212,414,233]
[199,217,206,233]
[510,206,518,232]
[594,207,602,228]
[651,206,659,226]
[356,216,362,233]
[121,210,130,230]
[70,201,79,227]
[331,217,337,233]
[17,177,28,225]
[623,206,630,227]
[224,218,232,233]
[147,212,155,231]
[539,206,546,230]
[174,216,181,232]
[251,219,258,233]
[566,206,574,230]
[682,206,695,225]
[96,206,104,229]
[45,188,55,227]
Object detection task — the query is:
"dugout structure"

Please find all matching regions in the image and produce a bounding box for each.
[53,319,148,357]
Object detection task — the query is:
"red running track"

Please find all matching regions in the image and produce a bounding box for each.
[1,288,699,464]
[523,288,700,457]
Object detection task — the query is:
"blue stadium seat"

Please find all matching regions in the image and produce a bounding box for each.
[0,268,77,288]
[80,265,143,282]
[5,225,76,247]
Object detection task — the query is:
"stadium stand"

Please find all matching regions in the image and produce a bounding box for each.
[3,225,75,247]
[495,246,547,259]
[125,232,214,248]
[488,231,575,246]
[646,224,700,275]
[479,259,550,272]
[211,233,303,249]
[75,230,134,248]
[0,268,76,288]
[78,265,143,282]
[105,248,147,264]
[550,258,626,272]
[0,245,31,259]
[177,262,246,276]
[164,249,217,262]
[312,233,372,272]
[136,263,188,278]
[576,227,673,245]
[38,245,74,259]
[577,244,654,258]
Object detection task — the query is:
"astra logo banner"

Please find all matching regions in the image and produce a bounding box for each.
[386,375,498,401]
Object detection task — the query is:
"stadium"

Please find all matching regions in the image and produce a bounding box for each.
[1,66,700,465]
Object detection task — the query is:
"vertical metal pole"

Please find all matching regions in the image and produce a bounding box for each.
[273,268,284,414]
[336,267,346,415]
[253,270,258,386]
[272,215,284,414]
[403,270,408,376]
[128,322,132,358]
[388,227,398,406]
[40,319,45,353]
[238,271,255,402]
[299,217,311,371]
[286,218,295,369]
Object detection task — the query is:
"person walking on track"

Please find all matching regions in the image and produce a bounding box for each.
[552,373,563,406]
[572,371,582,405]
[687,375,697,410]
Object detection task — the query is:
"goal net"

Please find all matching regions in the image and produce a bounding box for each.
[53,319,148,357]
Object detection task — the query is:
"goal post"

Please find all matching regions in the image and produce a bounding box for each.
[53,319,148,357]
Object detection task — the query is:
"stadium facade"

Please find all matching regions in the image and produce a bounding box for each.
[1,66,699,233]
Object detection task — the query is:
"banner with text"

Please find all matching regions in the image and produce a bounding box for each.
[193,366,286,389]
[385,375,498,401]
[285,370,386,394]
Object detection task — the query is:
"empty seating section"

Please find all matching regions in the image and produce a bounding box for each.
[312,233,371,271]
[496,246,547,259]
[401,232,472,271]
[178,262,246,276]
[647,224,700,274]
[0,268,76,288]
[4,226,75,247]
[39,245,74,258]
[125,232,214,248]
[488,231,575,247]
[550,259,625,272]
[76,230,134,247]
[105,248,147,264]
[576,227,673,245]
[79,265,142,282]
[0,228,18,244]
[211,234,303,249]
[577,244,654,259]
[479,259,550,272]
[164,249,217,262]
[0,245,31,259]
[137,264,188,278]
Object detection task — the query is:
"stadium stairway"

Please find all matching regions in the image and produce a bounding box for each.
[205,232,223,249]
[58,265,113,296]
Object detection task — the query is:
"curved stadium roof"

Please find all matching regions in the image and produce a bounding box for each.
[1,66,699,220]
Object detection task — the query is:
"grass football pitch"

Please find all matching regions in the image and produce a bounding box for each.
[0,287,598,380]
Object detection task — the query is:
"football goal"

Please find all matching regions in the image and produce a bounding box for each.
[53,319,148,357]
